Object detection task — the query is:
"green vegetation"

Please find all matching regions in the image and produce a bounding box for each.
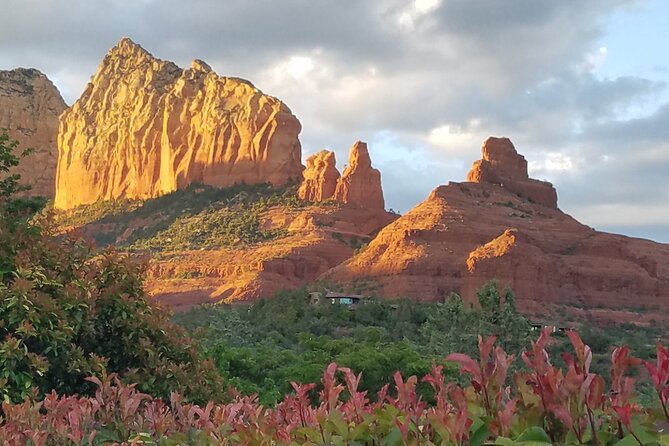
[174,283,533,405]
[0,131,224,404]
[55,182,320,250]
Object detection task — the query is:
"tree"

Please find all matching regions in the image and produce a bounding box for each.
[0,131,224,404]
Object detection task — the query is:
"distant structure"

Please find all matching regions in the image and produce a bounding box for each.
[309,291,365,307]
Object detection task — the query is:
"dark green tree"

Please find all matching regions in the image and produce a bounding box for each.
[0,131,224,404]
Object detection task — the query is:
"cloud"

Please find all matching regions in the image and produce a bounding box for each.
[1,0,667,241]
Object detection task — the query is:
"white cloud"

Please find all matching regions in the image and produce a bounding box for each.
[573,203,669,227]
[427,121,480,154]
[528,152,579,174]
[397,0,442,30]
[582,46,608,72]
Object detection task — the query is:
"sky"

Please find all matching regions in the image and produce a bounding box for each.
[1,0,668,242]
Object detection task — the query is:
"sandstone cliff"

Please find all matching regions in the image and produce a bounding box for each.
[297,150,340,202]
[0,68,67,197]
[334,141,385,210]
[467,137,558,208]
[298,141,386,211]
[55,38,303,209]
[326,138,669,325]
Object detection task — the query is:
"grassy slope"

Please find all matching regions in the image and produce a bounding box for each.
[54,183,327,251]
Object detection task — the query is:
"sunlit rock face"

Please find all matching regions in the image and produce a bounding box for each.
[0,68,67,198]
[326,137,669,325]
[333,141,385,210]
[467,137,558,208]
[298,140,386,211]
[298,150,340,202]
[55,38,303,209]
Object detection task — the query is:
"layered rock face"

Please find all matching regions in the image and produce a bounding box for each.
[467,137,558,208]
[326,138,669,325]
[55,38,303,209]
[298,141,386,211]
[0,68,67,197]
[334,141,385,210]
[297,150,340,201]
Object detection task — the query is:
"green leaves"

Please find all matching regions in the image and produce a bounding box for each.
[496,426,553,445]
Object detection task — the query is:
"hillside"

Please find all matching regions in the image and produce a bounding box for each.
[325,138,669,325]
[0,38,666,324]
[56,180,395,310]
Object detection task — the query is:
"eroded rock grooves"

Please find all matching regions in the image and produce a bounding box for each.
[298,150,340,202]
[55,38,303,210]
[298,141,385,211]
[0,68,67,198]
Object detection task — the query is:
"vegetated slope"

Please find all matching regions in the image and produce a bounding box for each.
[56,182,396,310]
[325,137,669,325]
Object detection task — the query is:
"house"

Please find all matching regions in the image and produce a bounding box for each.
[309,291,366,307]
[529,322,572,333]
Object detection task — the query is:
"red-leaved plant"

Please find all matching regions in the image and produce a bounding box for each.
[2,330,668,445]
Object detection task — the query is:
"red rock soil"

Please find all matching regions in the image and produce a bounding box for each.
[144,204,396,312]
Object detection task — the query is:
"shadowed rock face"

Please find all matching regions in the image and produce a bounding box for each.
[0,68,67,198]
[55,38,303,210]
[467,137,558,208]
[326,138,669,325]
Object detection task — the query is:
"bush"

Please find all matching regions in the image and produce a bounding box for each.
[3,331,669,445]
[0,132,224,405]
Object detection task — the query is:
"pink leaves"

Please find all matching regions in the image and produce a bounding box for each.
[2,334,669,446]
[644,343,669,420]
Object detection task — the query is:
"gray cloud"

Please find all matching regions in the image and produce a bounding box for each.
[1,0,667,241]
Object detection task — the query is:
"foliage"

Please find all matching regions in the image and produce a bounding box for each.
[0,132,224,405]
[54,182,316,250]
[0,130,47,218]
[207,335,449,406]
[3,331,669,445]
[173,284,533,405]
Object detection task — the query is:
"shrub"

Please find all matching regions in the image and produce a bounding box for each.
[3,331,669,445]
[0,132,224,405]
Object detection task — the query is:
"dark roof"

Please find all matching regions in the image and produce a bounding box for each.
[325,292,365,299]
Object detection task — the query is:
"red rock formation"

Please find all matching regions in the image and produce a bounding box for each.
[325,138,669,325]
[297,150,340,201]
[334,141,385,210]
[467,137,558,208]
[0,68,67,197]
[55,38,303,209]
[101,204,397,310]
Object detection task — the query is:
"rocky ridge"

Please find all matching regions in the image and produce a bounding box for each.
[467,137,558,208]
[0,68,67,197]
[325,137,669,325]
[298,141,385,211]
[55,38,303,209]
[297,150,340,202]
